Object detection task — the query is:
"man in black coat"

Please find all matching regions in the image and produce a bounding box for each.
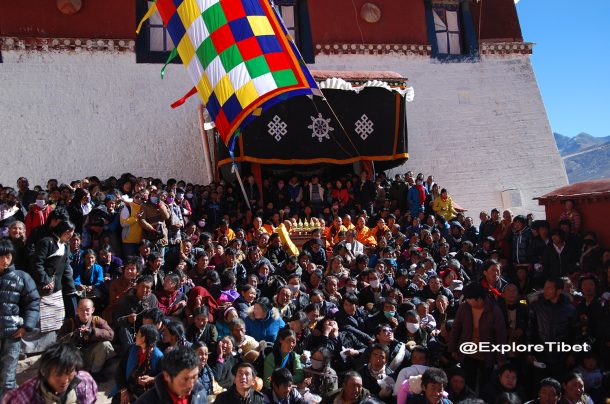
[527,277,579,377]
[135,346,207,404]
[335,293,375,346]
[263,368,308,404]
[214,363,265,404]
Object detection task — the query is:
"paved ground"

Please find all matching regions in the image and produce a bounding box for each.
[17,354,117,403]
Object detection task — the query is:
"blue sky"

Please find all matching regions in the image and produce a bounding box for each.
[516,1,610,138]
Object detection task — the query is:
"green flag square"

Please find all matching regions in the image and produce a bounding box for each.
[272,69,298,87]
[202,2,227,33]
[245,55,271,79]
[219,44,243,73]
[196,37,218,69]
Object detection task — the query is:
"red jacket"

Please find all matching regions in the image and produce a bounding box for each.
[24,204,52,237]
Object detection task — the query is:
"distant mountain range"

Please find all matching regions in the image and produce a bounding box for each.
[553,132,610,183]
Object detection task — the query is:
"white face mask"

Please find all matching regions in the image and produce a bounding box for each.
[186,192,194,199]
[369,280,380,289]
[288,284,300,293]
[310,359,324,370]
[346,287,357,294]
[35,199,47,208]
[406,322,420,333]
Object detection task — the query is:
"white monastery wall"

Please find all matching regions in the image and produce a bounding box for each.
[0,48,567,217]
[0,50,210,186]
[312,53,568,218]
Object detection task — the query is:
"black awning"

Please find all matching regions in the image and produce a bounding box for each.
[217,86,408,169]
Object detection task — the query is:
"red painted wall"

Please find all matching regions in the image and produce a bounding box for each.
[0,0,135,39]
[542,198,610,244]
[470,0,523,41]
[1,0,522,44]
[308,0,429,45]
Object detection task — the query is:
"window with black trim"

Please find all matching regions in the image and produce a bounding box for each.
[135,0,178,63]
[425,0,478,60]
[276,0,314,63]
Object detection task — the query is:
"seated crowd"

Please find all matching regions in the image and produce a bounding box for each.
[0,171,608,404]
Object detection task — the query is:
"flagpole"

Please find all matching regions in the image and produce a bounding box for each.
[232,164,252,211]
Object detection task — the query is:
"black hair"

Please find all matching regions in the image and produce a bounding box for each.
[562,371,584,385]
[232,361,257,377]
[224,247,237,257]
[539,377,561,396]
[343,370,362,383]
[148,251,162,262]
[39,342,83,379]
[289,311,308,325]
[545,277,564,291]
[139,239,153,248]
[52,220,75,237]
[138,324,159,346]
[142,308,165,325]
[165,271,180,286]
[0,239,16,258]
[370,343,389,358]
[136,274,154,285]
[191,341,207,351]
[48,206,70,223]
[271,367,294,386]
[512,215,527,226]
[164,319,186,338]
[421,367,448,387]
[497,363,518,377]
[482,259,500,273]
[342,293,359,305]
[193,306,210,318]
[123,256,143,273]
[161,346,201,378]
[462,282,488,300]
[411,345,428,357]
[220,270,236,288]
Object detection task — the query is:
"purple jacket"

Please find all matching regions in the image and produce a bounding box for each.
[1,371,98,404]
[448,297,507,365]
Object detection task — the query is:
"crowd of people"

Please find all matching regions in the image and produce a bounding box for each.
[0,171,608,404]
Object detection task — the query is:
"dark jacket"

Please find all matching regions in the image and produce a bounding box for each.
[335,308,374,345]
[358,364,394,401]
[215,262,247,285]
[215,385,265,404]
[449,297,507,366]
[210,352,241,389]
[512,226,533,265]
[234,295,251,320]
[29,236,76,294]
[0,265,40,337]
[417,285,455,308]
[135,373,207,404]
[263,386,308,403]
[354,180,376,207]
[542,243,577,277]
[527,294,579,361]
[112,289,159,329]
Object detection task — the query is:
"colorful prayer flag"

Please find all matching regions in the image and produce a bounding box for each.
[147,0,319,145]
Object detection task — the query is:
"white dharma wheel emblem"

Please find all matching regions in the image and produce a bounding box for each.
[267,115,288,142]
[308,113,334,142]
[355,114,374,140]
